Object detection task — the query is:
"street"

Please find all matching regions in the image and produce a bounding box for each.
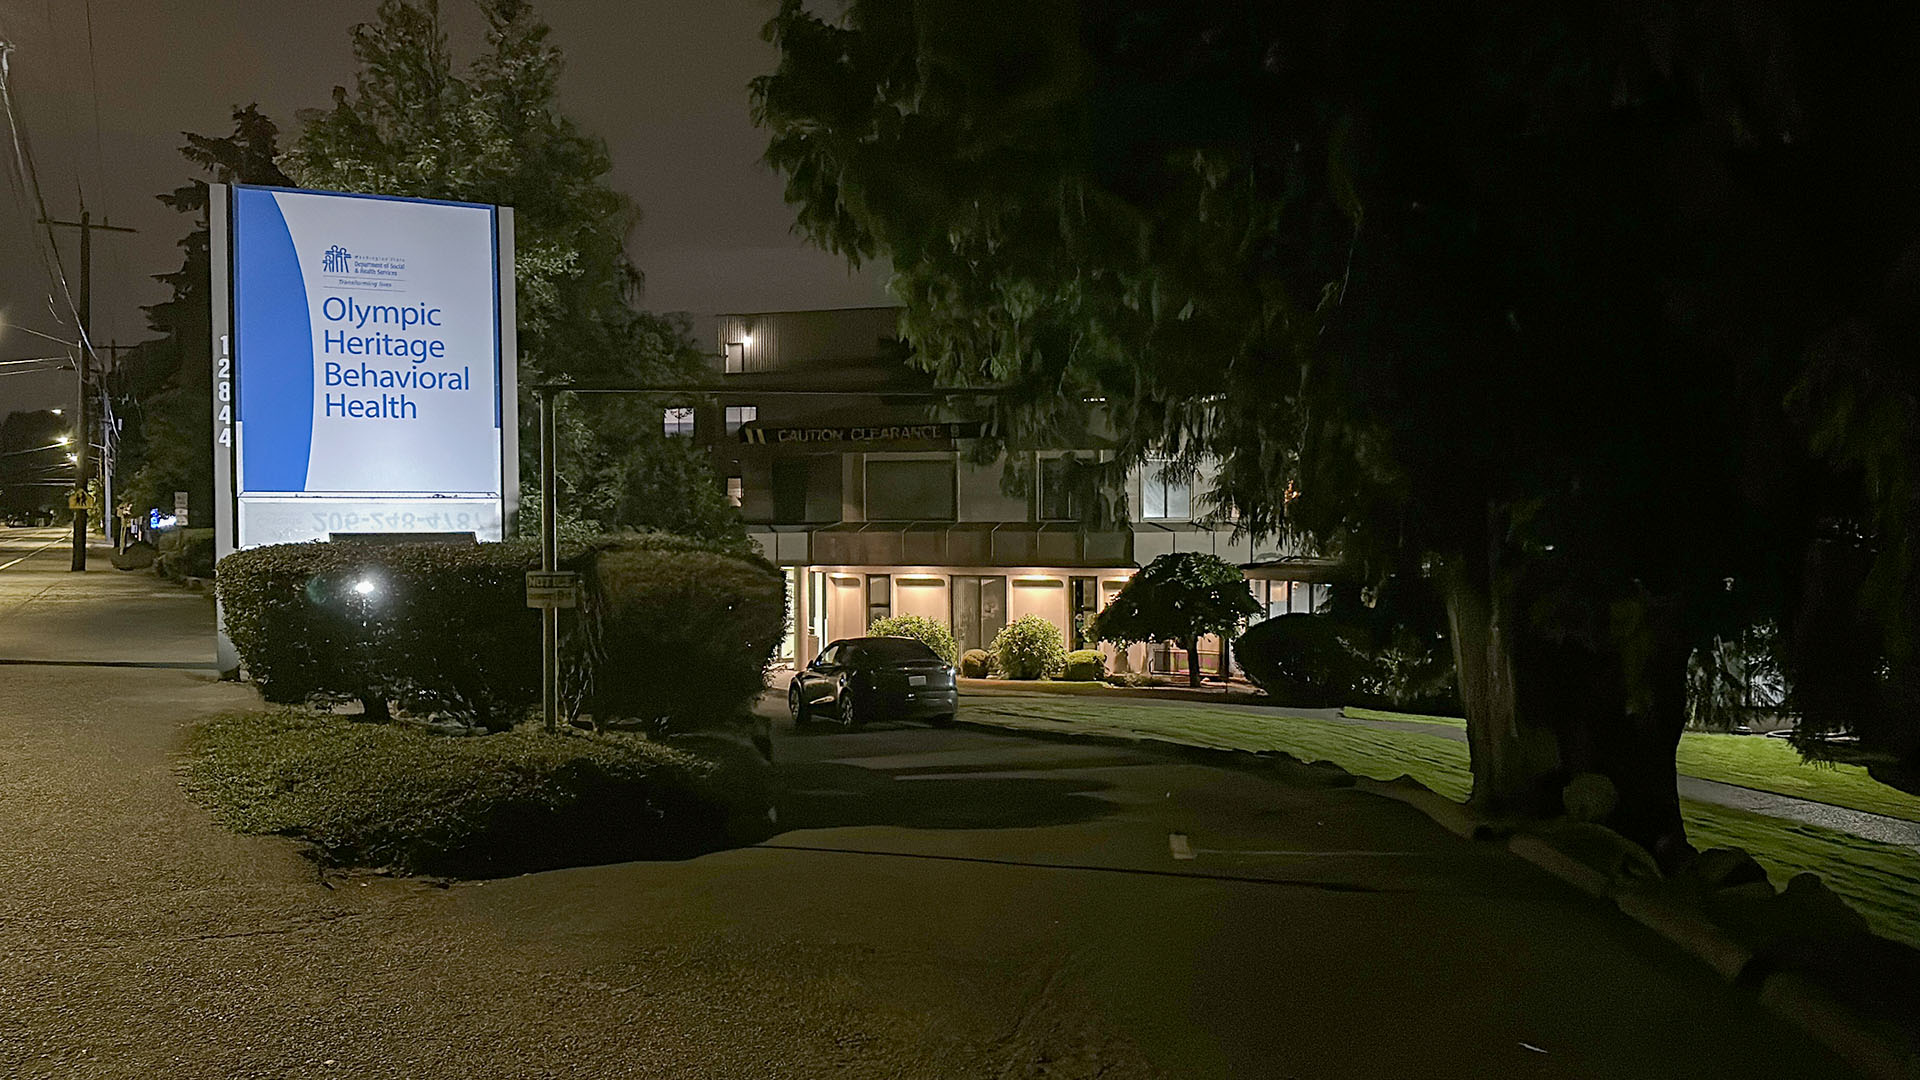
[0,529,1857,1078]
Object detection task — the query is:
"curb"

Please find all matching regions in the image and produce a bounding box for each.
[1351,776,1484,839]
[1759,973,1920,1080]
[1610,887,1754,982]
[955,712,1917,1080]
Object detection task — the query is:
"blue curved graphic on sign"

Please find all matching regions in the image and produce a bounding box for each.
[234,189,314,492]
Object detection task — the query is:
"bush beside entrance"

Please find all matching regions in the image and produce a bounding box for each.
[992,614,1068,679]
[866,613,958,665]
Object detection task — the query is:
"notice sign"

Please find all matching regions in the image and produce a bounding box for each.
[226,185,515,546]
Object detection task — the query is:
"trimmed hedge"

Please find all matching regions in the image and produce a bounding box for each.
[992,614,1068,680]
[184,709,755,877]
[1062,648,1108,681]
[577,535,787,732]
[217,531,786,733]
[867,613,958,665]
[217,539,543,728]
[1234,614,1371,706]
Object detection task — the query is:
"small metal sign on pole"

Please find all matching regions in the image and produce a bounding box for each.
[525,570,579,609]
[173,490,189,526]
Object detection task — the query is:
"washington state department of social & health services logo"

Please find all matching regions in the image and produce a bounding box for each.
[321,245,353,274]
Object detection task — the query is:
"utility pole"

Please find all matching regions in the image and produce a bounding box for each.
[41,208,137,571]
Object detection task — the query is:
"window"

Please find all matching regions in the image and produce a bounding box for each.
[724,342,746,373]
[867,574,891,628]
[1038,455,1090,521]
[866,457,956,520]
[1140,458,1191,520]
[772,459,810,523]
[726,475,743,508]
[725,405,758,435]
[662,407,695,437]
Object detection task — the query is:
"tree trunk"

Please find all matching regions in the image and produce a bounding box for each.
[1437,561,1564,818]
[358,691,391,723]
[1184,637,1202,688]
[1544,601,1692,866]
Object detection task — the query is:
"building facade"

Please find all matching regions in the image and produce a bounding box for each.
[684,307,1322,672]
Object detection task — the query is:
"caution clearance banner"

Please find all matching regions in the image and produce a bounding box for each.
[738,421,984,445]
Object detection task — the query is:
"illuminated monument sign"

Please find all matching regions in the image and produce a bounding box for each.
[211,184,517,551]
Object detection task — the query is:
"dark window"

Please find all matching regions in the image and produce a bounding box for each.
[867,458,955,520]
[1039,456,1089,521]
[866,574,891,628]
[773,459,809,523]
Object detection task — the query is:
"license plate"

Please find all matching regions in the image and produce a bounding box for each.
[909,675,927,687]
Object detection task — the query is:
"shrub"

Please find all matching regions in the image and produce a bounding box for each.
[992,614,1067,679]
[1234,614,1371,706]
[960,648,994,678]
[217,540,543,727]
[184,710,758,877]
[218,532,785,734]
[867,613,958,665]
[576,536,786,732]
[155,527,216,580]
[1062,648,1107,681]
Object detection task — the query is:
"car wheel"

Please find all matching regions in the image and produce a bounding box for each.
[790,685,812,728]
[838,685,866,728]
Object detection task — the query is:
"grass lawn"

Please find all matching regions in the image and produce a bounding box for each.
[1349,707,1920,824]
[963,697,1920,948]
[185,710,751,877]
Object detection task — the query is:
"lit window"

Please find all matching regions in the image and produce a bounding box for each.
[1140,459,1191,520]
[725,405,758,435]
[663,407,695,437]
[727,475,743,507]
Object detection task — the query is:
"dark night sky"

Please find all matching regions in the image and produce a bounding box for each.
[0,0,890,414]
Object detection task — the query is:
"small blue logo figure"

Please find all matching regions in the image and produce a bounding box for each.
[321,245,353,274]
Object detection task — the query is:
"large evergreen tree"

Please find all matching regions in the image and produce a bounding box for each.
[755,1,1920,856]
[280,0,735,538]
[116,105,290,519]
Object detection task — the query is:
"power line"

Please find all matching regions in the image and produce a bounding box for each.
[0,40,92,363]
[81,0,104,196]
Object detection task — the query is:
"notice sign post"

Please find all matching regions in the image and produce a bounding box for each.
[209,183,518,676]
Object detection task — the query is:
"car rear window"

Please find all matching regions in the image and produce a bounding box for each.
[853,638,939,663]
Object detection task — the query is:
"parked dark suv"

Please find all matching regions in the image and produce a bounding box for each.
[789,637,959,728]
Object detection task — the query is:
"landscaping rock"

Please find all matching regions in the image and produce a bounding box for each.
[1691,846,1771,891]
[1541,821,1662,885]
[1561,772,1618,823]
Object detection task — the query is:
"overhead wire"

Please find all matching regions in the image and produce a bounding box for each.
[0,33,103,369]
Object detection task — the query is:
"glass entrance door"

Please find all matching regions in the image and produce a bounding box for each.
[951,575,1007,655]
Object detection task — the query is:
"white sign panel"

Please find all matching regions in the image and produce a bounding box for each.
[228,185,513,545]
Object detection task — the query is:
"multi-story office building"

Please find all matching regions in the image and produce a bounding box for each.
[683,307,1326,673]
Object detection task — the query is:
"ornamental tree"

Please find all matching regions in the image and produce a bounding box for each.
[1090,553,1259,688]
